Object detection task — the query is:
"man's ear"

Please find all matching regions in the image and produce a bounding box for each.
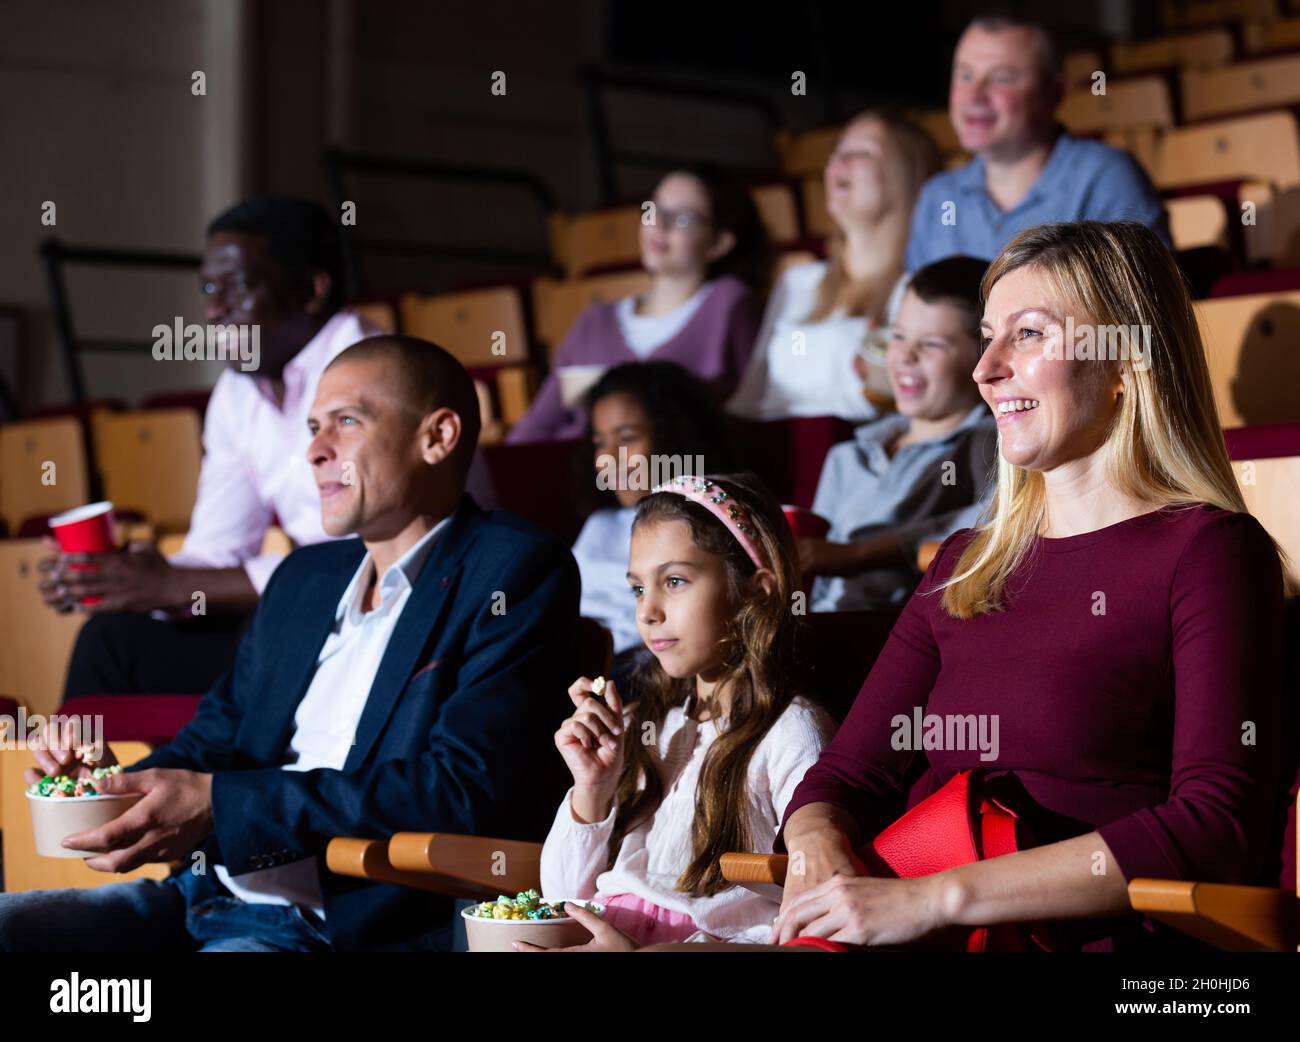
[419,406,462,467]
[303,271,333,316]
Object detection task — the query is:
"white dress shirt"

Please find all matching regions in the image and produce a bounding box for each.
[213,515,452,916]
[726,261,881,421]
[539,696,836,943]
[168,310,378,593]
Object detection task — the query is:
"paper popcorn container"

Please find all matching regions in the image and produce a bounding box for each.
[461,901,602,952]
[47,501,116,605]
[782,505,831,539]
[26,791,143,858]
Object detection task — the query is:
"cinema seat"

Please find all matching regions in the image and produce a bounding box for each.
[399,286,530,370]
[751,183,801,245]
[1242,14,1300,55]
[531,270,652,360]
[0,540,86,718]
[94,409,202,534]
[726,415,856,508]
[1181,51,1300,122]
[0,417,91,534]
[1167,194,1231,251]
[1194,290,1300,426]
[1155,111,1300,192]
[1058,76,1174,135]
[1111,28,1234,76]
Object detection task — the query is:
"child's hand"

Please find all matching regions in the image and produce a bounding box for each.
[555,676,625,798]
[513,902,638,952]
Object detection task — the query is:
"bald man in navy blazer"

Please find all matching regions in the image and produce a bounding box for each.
[3,336,579,952]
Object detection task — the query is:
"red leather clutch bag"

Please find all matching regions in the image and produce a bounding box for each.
[784,769,1049,952]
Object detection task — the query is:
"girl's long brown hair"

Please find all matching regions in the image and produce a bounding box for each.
[606,472,801,896]
[805,108,941,324]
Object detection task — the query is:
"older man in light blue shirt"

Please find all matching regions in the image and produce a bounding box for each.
[905,14,1169,273]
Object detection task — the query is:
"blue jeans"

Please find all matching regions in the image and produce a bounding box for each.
[0,867,333,953]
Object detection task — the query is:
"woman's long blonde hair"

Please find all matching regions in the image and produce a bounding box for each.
[805,108,941,324]
[940,220,1289,618]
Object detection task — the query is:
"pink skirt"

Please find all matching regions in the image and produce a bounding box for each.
[594,892,700,947]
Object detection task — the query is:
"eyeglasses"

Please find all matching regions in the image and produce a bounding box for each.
[653,208,711,231]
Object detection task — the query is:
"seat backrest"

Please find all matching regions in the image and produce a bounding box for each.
[531,271,652,360]
[726,415,856,508]
[0,539,86,716]
[94,409,202,532]
[1232,453,1300,589]
[398,286,529,370]
[554,206,641,278]
[1156,111,1300,190]
[751,182,800,244]
[1181,52,1300,122]
[1194,290,1300,427]
[1242,14,1300,55]
[794,609,902,722]
[0,417,89,532]
[1167,194,1230,250]
[1058,76,1174,134]
[1111,28,1234,76]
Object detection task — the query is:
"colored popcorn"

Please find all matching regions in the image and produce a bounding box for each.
[26,764,122,799]
[466,889,568,921]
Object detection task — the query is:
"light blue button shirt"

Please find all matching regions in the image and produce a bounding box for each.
[904,129,1171,273]
[811,404,997,612]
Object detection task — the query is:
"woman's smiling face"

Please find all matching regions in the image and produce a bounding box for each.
[974,264,1123,473]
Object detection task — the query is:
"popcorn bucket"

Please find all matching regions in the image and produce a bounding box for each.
[27,790,143,858]
[461,900,603,952]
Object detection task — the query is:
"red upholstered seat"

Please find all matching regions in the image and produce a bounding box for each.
[726,415,856,509]
[481,438,586,544]
[0,695,17,721]
[1223,422,1300,460]
[59,694,202,746]
[1210,267,1300,297]
[796,608,901,722]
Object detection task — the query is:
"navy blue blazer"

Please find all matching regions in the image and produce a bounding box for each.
[130,496,580,950]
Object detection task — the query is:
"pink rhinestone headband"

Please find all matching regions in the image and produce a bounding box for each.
[650,475,768,570]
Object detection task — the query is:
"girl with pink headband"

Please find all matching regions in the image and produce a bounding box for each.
[526,473,836,951]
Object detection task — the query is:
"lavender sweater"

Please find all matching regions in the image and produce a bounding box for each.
[779,504,1287,949]
[507,276,760,443]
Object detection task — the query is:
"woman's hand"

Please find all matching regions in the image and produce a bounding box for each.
[555,677,625,822]
[772,822,869,938]
[771,872,952,947]
[513,902,638,952]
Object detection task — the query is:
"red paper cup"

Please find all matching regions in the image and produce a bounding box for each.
[48,501,116,605]
[782,505,831,540]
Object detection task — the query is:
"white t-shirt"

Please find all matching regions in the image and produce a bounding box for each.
[725,261,879,421]
[614,283,713,358]
[572,506,641,654]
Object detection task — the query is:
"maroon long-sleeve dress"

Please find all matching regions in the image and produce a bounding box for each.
[779,504,1287,949]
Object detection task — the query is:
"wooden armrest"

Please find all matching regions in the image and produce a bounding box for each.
[324,837,455,893]
[720,852,789,885]
[917,541,942,572]
[386,832,542,900]
[1128,878,1299,952]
